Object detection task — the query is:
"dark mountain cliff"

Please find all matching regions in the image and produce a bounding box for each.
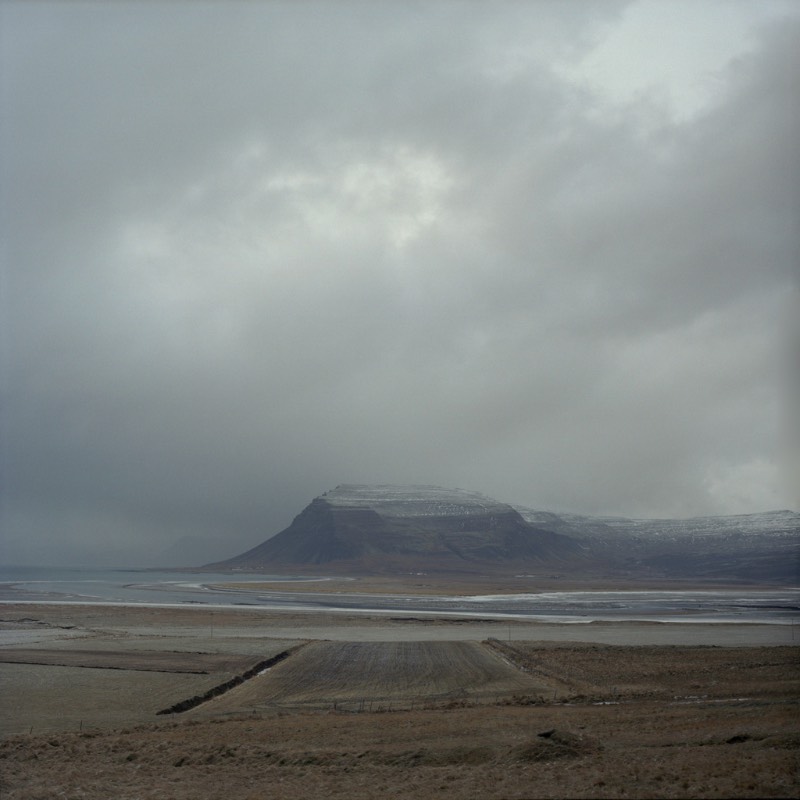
[209,484,584,572]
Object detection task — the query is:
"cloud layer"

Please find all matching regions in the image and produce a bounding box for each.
[2,1,798,566]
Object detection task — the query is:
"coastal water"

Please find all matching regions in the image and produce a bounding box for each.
[0,566,311,605]
[0,565,797,624]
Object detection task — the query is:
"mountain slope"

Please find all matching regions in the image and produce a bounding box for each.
[210,485,584,572]
[514,507,800,583]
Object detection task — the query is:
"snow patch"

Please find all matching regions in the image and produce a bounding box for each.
[322,484,512,518]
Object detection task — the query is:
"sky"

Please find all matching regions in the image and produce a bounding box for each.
[1,0,798,567]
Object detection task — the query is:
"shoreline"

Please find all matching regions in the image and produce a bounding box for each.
[1,601,795,647]
[2,573,798,628]
[0,596,796,626]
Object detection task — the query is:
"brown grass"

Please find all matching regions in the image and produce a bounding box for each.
[191,640,549,715]
[2,700,797,799]
[0,648,261,674]
[0,602,797,798]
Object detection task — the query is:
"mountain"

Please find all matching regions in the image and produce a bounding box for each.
[208,484,584,573]
[207,484,799,582]
[514,507,800,583]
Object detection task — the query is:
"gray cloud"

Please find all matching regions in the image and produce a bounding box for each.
[1,2,797,566]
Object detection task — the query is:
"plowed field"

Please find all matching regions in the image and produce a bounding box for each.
[198,641,549,714]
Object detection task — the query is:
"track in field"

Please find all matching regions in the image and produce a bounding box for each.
[200,641,549,712]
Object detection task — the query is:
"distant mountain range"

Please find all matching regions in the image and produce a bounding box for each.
[514,506,799,583]
[207,484,800,583]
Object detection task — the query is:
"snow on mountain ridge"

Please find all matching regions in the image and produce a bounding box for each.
[320,486,798,531]
[592,510,800,537]
[207,486,797,581]
[321,484,512,518]
[514,507,799,538]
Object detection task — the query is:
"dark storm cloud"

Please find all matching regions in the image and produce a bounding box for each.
[1,2,797,566]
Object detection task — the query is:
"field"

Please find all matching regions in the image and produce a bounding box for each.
[188,640,550,715]
[0,602,798,798]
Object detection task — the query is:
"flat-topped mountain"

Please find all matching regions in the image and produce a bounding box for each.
[209,484,583,572]
[317,484,513,518]
[207,484,799,581]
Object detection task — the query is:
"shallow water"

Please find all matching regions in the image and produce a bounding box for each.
[0,566,322,605]
[1,566,797,624]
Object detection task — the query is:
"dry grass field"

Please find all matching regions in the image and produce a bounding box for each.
[0,602,797,799]
[489,640,800,702]
[0,641,298,736]
[2,690,797,799]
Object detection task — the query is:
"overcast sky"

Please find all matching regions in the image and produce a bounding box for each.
[2,1,798,567]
